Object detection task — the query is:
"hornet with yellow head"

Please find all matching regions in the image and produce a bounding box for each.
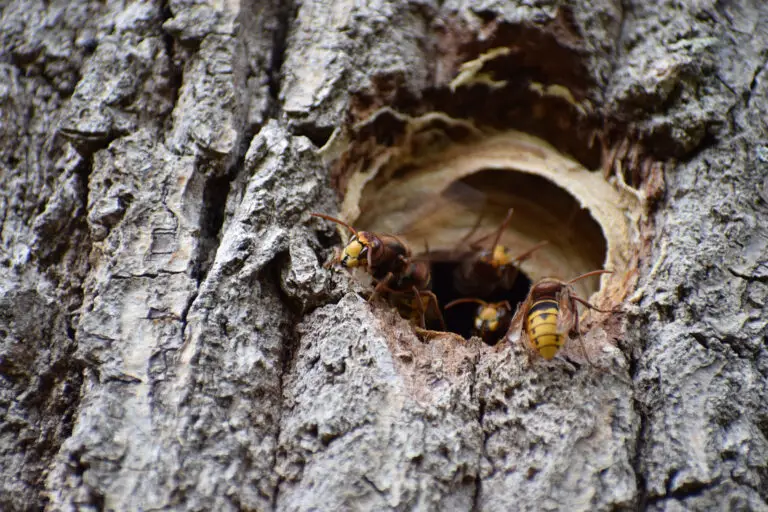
[453,208,548,296]
[311,213,410,280]
[444,298,512,345]
[311,213,442,328]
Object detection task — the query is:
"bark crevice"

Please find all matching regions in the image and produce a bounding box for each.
[266,0,295,118]
[746,57,768,109]
[629,386,649,510]
[471,369,486,512]
[158,1,185,131]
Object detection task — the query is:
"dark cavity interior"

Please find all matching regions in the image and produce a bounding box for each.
[430,260,532,342]
[422,169,607,344]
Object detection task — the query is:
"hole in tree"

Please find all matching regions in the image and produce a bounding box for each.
[417,170,606,342]
[355,162,611,343]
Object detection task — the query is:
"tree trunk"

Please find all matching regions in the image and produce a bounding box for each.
[1,1,767,511]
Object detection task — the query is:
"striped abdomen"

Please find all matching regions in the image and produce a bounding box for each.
[525,299,564,360]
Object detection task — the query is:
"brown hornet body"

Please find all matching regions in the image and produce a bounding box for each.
[313,213,411,279]
[509,270,613,360]
[453,208,547,296]
[311,213,443,328]
[392,287,447,331]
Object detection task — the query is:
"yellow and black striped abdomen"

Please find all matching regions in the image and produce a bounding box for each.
[525,299,563,360]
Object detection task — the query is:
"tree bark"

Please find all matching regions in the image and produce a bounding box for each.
[1,1,767,511]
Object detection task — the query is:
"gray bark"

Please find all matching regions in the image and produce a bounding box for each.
[1,1,766,511]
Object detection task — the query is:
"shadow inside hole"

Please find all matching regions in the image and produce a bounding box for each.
[458,169,607,279]
[431,261,532,343]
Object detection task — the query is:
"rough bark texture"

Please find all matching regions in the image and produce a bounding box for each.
[1,1,767,511]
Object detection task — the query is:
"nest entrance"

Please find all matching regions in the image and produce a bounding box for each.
[411,169,608,341]
[339,130,635,341]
